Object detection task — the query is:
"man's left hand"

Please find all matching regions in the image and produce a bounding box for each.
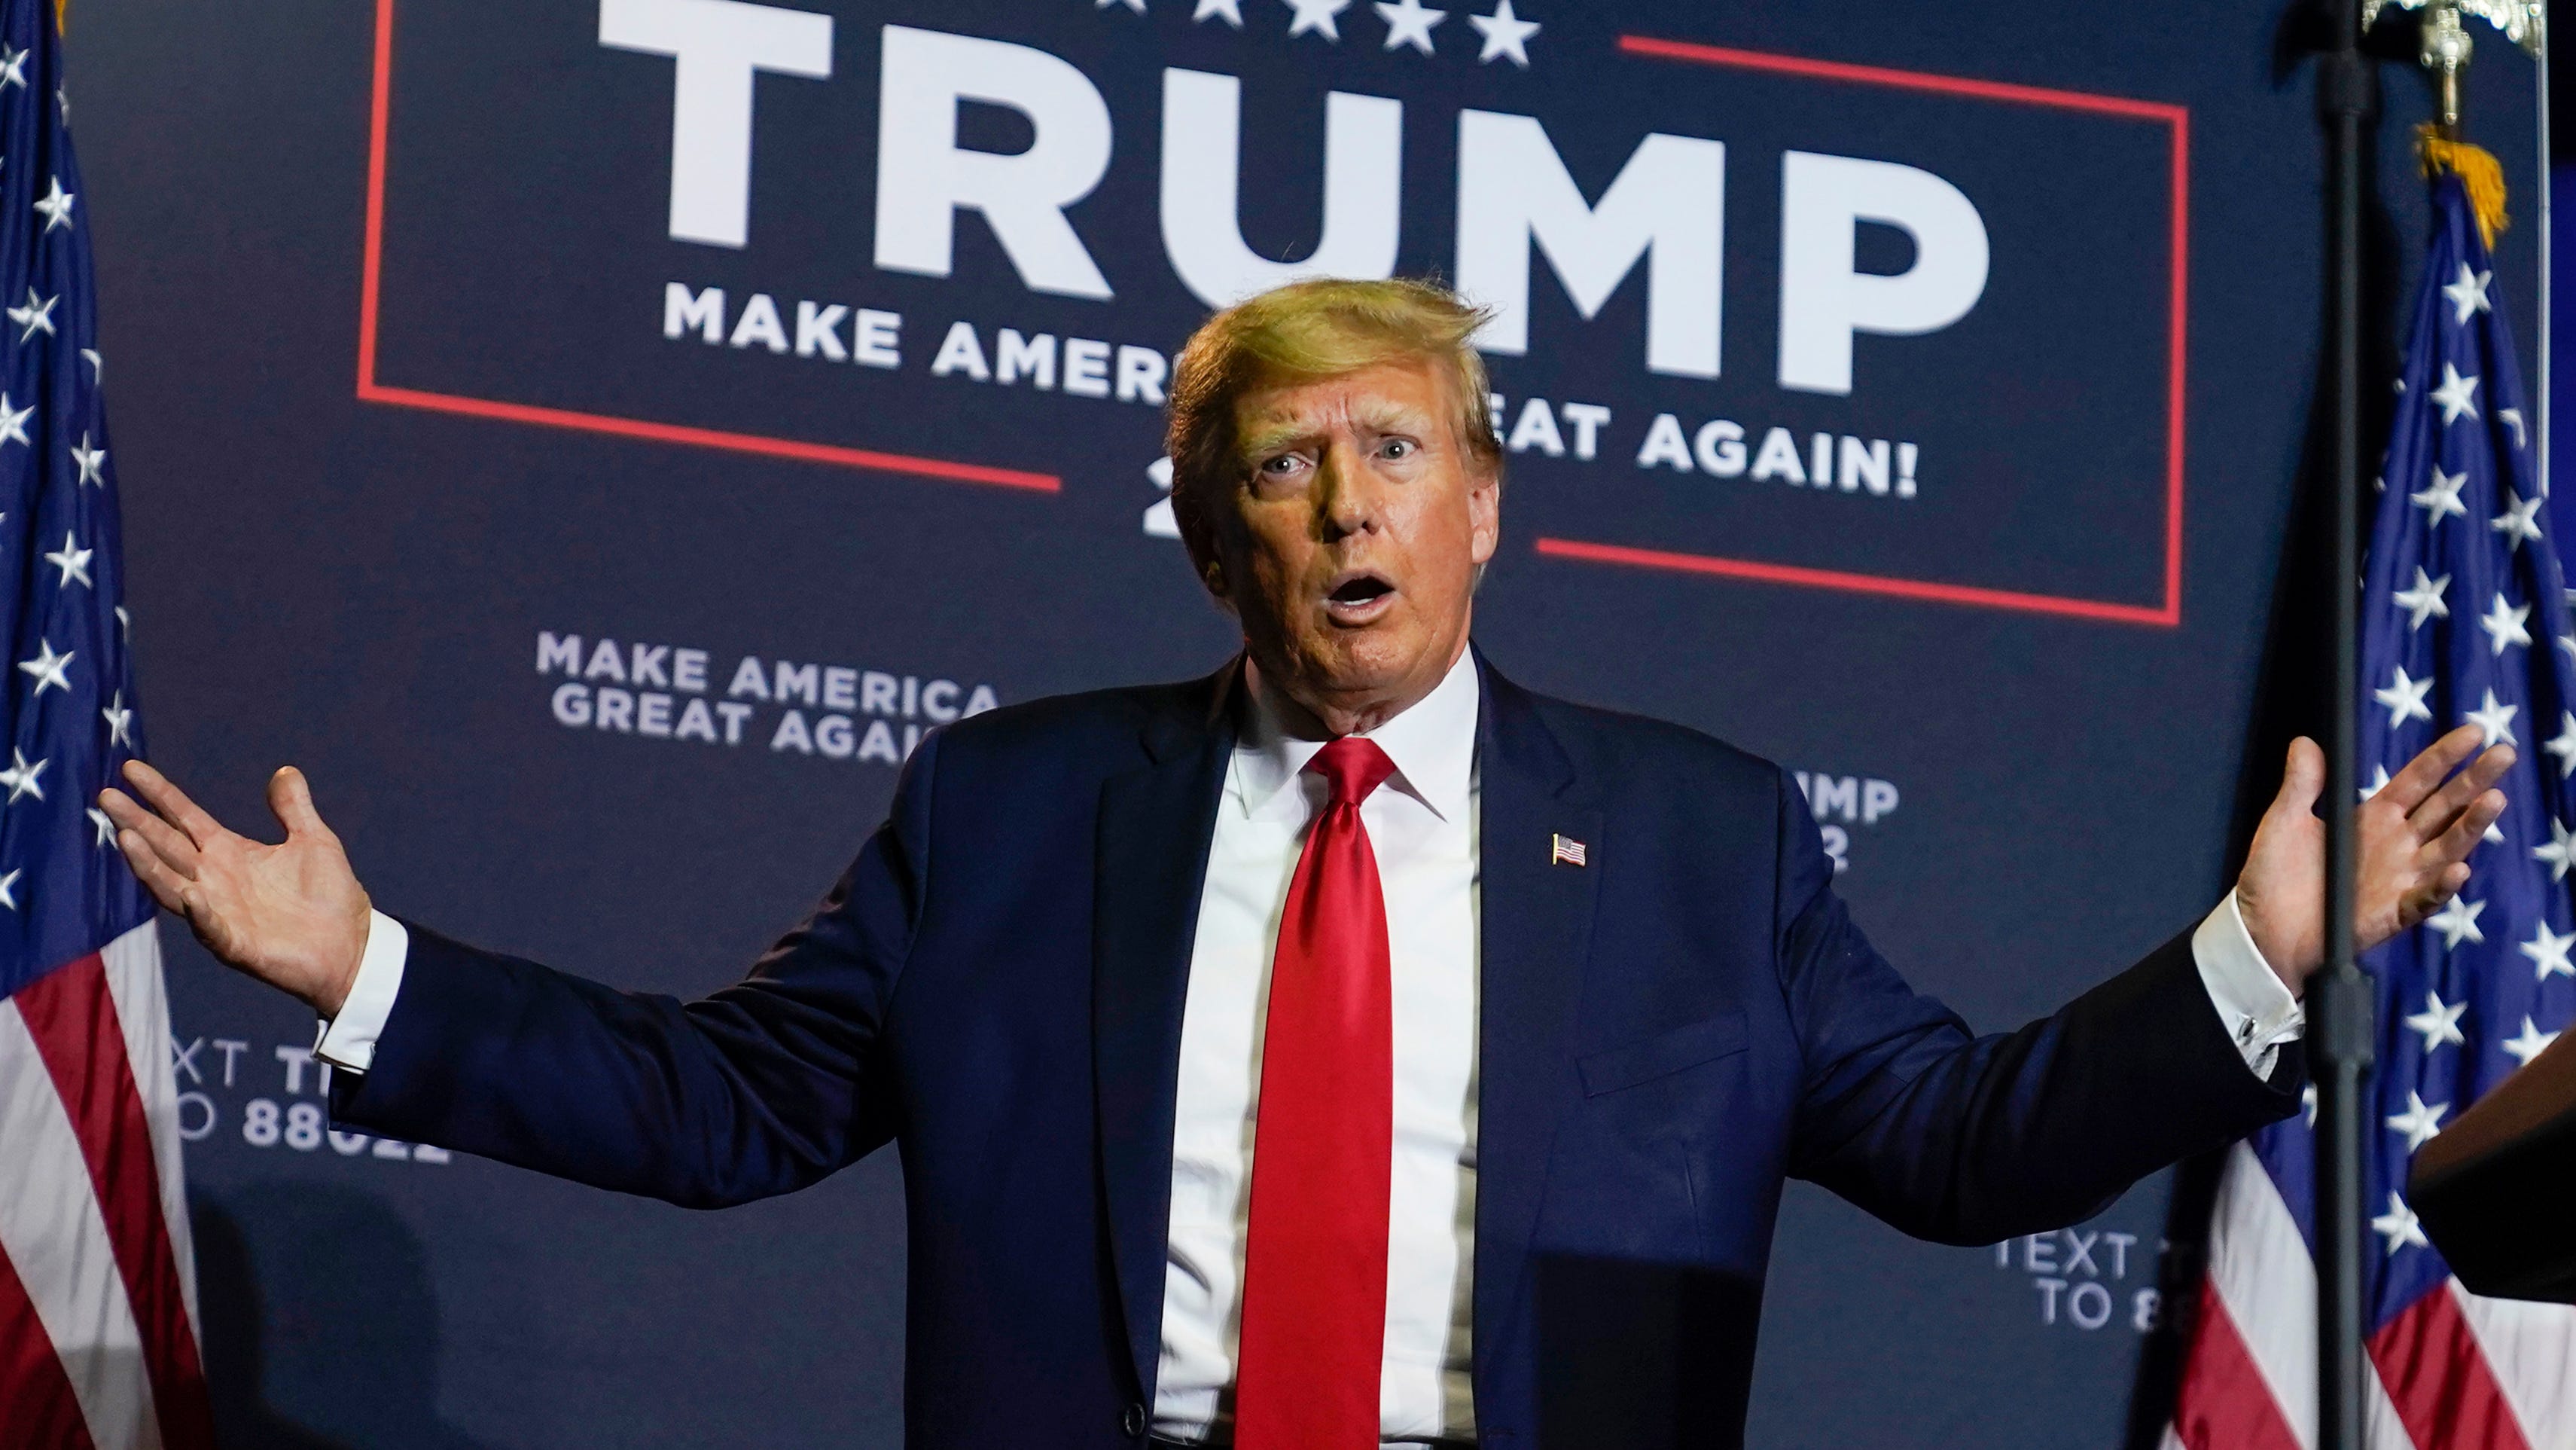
[2236,724,2512,994]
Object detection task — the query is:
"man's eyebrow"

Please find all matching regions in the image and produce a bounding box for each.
[1352,404,1428,433]
[1236,420,1312,457]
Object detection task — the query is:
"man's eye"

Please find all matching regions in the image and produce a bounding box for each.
[1261,456,1300,475]
[1382,438,1415,459]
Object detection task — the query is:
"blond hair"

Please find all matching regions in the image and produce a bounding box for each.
[1164,277,1501,559]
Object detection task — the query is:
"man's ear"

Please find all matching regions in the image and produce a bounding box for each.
[1176,490,1236,609]
[1467,465,1502,566]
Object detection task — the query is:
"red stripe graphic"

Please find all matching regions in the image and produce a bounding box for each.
[2171,1276,2306,1450]
[0,1241,98,1450]
[2371,1286,2533,1450]
[1614,35,2191,121]
[14,954,212,1450]
[1531,536,2184,625]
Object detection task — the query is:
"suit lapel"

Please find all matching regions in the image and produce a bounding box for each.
[1471,655,1602,1380]
[1092,663,1239,1406]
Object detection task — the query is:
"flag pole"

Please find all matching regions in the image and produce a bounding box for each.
[2311,7,2541,1445]
[2310,0,2376,1445]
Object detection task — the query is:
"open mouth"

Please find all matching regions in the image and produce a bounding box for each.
[1324,571,1397,621]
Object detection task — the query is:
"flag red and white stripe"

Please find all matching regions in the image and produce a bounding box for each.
[2169,1144,2576,1450]
[0,923,212,1450]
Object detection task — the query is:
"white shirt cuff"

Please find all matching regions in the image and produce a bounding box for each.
[312,910,410,1074]
[2191,891,2305,1079]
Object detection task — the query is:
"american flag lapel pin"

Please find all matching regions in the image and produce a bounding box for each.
[1550,833,1588,867]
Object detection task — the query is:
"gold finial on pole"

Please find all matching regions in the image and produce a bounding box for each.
[2423,0,2477,136]
[2363,0,2547,55]
[2357,0,2544,140]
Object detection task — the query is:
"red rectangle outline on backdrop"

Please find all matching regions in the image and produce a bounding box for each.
[351,0,1062,493]
[1532,35,2190,627]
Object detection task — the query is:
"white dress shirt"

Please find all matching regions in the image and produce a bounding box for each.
[1156,646,1485,1442]
[315,647,2306,1445]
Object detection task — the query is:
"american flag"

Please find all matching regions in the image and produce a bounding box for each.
[2168,173,2576,1450]
[0,2,211,1446]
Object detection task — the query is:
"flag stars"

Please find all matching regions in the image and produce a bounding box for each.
[2443,262,2494,325]
[2392,566,2450,628]
[2523,921,2576,982]
[0,45,26,93]
[2501,407,2529,450]
[69,433,103,487]
[2428,894,2487,949]
[8,287,54,343]
[100,690,131,749]
[2549,713,2576,780]
[2411,466,2468,527]
[85,805,111,848]
[1283,0,1353,38]
[2376,664,2434,727]
[41,532,89,589]
[2373,1192,2429,1254]
[1467,0,1539,64]
[2480,592,2532,654]
[2492,490,2545,549]
[2537,818,2576,881]
[2504,1016,2562,1068]
[2385,1089,2449,1152]
[2466,687,2520,746]
[1096,0,1145,14]
[1374,0,1446,51]
[1193,0,1243,22]
[0,867,23,911]
[17,637,70,696]
[32,176,74,233]
[2360,763,2393,801]
[2430,361,2481,424]
[2406,988,2468,1053]
[0,748,45,805]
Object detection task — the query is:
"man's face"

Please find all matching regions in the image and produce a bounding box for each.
[1203,358,1499,734]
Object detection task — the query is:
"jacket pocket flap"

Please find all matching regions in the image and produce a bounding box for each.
[1578,1010,1749,1097]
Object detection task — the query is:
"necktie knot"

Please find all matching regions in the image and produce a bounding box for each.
[1306,737,1396,807]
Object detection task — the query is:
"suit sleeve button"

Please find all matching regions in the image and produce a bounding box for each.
[1121,1403,1147,1438]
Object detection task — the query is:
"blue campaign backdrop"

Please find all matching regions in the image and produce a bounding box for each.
[69,0,2539,1445]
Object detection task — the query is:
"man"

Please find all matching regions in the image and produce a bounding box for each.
[102,278,2505,1449]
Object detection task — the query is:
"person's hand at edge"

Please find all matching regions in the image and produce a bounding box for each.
[2236,724,2510,994]
[97,760,371,1017]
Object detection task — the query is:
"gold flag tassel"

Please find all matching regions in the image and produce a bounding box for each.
[2419,124,2509,249]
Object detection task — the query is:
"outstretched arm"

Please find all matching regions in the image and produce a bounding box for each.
[1785,726,2507,1244]
[97,749,933,1207]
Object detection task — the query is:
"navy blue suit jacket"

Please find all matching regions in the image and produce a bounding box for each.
[332,655,2301,1448]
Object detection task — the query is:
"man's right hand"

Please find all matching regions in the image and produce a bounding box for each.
[97,761,373,1018]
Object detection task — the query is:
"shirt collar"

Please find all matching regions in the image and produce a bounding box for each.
[1233,646,1480,823]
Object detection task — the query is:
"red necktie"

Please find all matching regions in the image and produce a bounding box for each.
[1232,737,1398,1450]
